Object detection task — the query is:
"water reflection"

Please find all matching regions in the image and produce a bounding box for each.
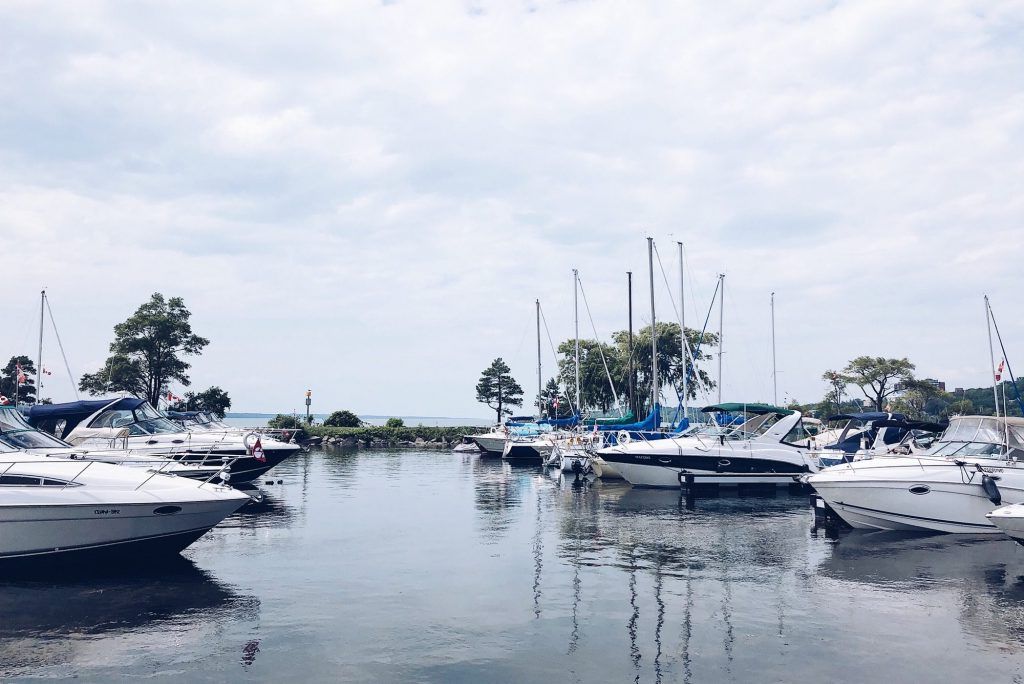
[817,532,1024,645]
[0,558,258,677]
[473,460,528,542]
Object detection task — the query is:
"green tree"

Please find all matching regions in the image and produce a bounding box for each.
[385,417,405,428]
[0,356,37,405]
[324,410,362,427]
[170,385,232,418]
[889,378,942,419]
[79,293,209,406]
[556,339,625,413]
[268,414,303,429]
[838,356,916,412]
[476,358,524,422]
[610,323,717,414]
[538,377,571,418]
[821,370,847,416]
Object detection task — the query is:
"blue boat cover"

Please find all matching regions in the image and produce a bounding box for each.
[597,405,660,432]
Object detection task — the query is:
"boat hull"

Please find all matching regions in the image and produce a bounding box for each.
[987,504,1024,544]
[809,459,1024,534]
[0,496,249,563]
[472,435,506,457]
[503,441,551,460]
[599,450,811,488]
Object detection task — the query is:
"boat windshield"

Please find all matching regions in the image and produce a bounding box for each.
[724,413,780,440]
[929,416,1024,458]
[0,408,69,450]
[90,402,181,435]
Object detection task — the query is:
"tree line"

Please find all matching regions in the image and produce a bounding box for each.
[476,323,720,421]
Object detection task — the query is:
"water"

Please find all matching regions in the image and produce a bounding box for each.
[3,449,1024,682]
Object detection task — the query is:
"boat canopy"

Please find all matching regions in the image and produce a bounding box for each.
[701,403,794,417]
[0,406,70,450]
[26,398,144,435]
[826,412,908,423]
[583,412,636,427]
[872,418,947,433]
[597,405,660,432]
[507,414,579,428]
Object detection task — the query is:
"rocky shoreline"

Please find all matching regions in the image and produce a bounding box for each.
[303,425,486,450]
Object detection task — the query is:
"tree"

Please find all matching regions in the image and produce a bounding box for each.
[0,356,37,405]
[324,410,362,427]
[556,339,624,413]
[79,293,209,406]
[268,414,303,429]
[385,417,405,428]
[611,323,717,414]
[821,370,847,416]
[538,377,572,418]
[889,378,942,419]
[838,356,916,412]
[170,386,232,418]
[476,358,524,422]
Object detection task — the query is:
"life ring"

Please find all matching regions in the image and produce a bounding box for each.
[243,432,259,452]
[617,430,631,445]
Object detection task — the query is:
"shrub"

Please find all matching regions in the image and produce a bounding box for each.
[324,410,362,428]
[267,414,303,429]
[384,417,405,428]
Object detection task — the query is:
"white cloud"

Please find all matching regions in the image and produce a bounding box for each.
[0,0,1022,415]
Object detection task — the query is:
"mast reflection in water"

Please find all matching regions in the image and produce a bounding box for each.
[3,448,1024,681]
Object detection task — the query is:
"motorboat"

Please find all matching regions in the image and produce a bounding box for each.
[470,428,507,457]
[165,410,299,444]
[0,445,250,566]
[809,415,1024,533]
[987,503,1024,544]
[502,433,554,461]
[0,406,225,481]
[553,432,604,477]
[811,413,944,467]
[452,436,481,453]
[26,398,298,483]
[596,403,819,488]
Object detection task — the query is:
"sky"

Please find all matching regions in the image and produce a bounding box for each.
[1,1,1022,417]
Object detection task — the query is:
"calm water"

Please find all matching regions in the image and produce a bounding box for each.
[3,449,1024,682]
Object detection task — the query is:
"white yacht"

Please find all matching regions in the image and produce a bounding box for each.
[0,406,224,481]
[596,404,819,488]
[0,445,250,565]
[987,503,1024,544]
[809,415,1024,533]
[470,428,507,457]
[26,398,299,483]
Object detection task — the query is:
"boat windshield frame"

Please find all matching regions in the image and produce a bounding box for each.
[929,416,1024,459]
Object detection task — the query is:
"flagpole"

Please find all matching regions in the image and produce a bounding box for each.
[37,289,45,403]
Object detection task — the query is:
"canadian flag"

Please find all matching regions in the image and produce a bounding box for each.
[15,364,25,385]
[996,359,1006,382]
[251,438,266,463]
[166,391,182,403]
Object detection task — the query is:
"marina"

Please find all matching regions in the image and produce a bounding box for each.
[2,447,1023,681]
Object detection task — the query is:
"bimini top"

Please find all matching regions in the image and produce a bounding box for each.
[165,410,201,420]
[701,403,795,417]
[25,397,146,435]
[827,412,908,423]
[873,418,947,433]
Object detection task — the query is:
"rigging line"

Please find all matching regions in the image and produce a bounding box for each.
[575,274,624,416]
[538,303,578,416]
[987,299,1024,416]
[44,296,79,400]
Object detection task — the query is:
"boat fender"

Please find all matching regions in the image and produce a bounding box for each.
[617,430,631,445]
[982,474,1002,505]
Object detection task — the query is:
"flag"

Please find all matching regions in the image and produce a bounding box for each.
[996,359,1005,382]
[15,364,25,385]
[251,438,266,463]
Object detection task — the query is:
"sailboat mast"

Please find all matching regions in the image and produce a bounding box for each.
[573,270,581,415]
[627,271,634,419]
[771,292,777,406]
[648,238,657,414]
[678,242,687,418]
[985,295,1000,418]
[717,274,724,404]
[536,299,542,419]
[37,289,45,402]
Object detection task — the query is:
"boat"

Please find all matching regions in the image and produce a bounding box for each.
[987,503,1024,544]
[811,412,943,467]
[809,415,1024,533]
[596,403,819,488]
[26,398,299,483]
[0,445,250,566]
[470,429,507,457]
[502,432,553,461]
[452,436,481,453]
[0,406,225,481]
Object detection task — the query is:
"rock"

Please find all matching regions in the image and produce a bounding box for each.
[414,437,426,446]
[340,437,358,448]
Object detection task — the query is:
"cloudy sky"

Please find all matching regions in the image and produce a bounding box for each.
[1,1,1021,417]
